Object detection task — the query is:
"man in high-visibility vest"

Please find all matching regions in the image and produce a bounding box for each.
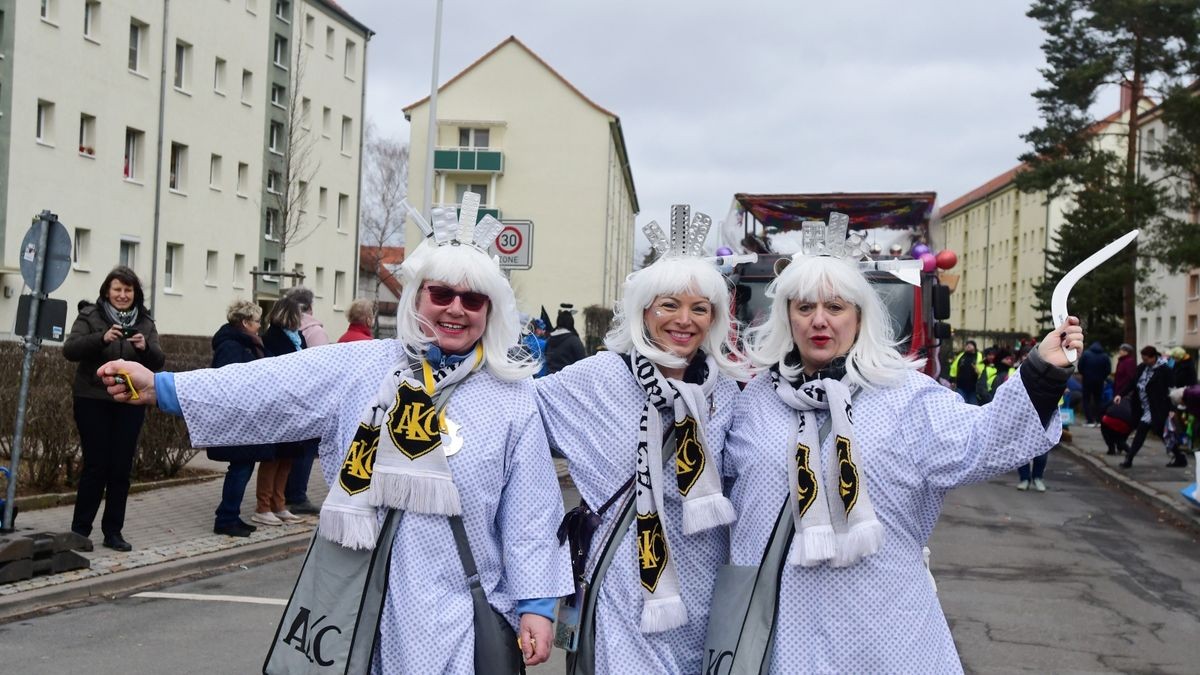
[949,340,984,405]
[975,348,1001,404]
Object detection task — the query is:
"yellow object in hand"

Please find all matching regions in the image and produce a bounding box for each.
[116,371,139,400]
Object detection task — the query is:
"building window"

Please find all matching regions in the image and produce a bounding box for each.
[214,57,226,94]
[314,266,324,297]
[334,271,345,307]
[1156,317,1163,340]
[73,228,90,267]
[1147,128,1158,153]
[455,184,488,205]
[209,153,222,189]
[241,69,253,103]
[124,127,144,180]
[340,116,352,154]
[40,0,51,20]
[173,40,191,90]
[267,169,281,194]
[119,239,138,268]
[78,113,95,156]
[325,26,334,57]
[1190,273,1199,299]
[321,106,331,137]
[273,35,288,69]
[269,121,284,153]
[233,253,246,287]
[271,83,286,108]
[275,0,291,21]
[1189,315,1198,334]
[169,142,187,191]
[36,100,54,144]
[304,14,314,45]
[1170,316,1177,338]
[298,180,308,212]
[245,0,258,13]
[344,40,357,79]
[337,193,349,231]
[128,20,145,73]
[318,187,328,217]
[300,97,311,129]
[165,243,182,291]
[458,128,489,149]
[263,257,279,282]
[83,1,100,39]
[265,208,279,240]
[205,250,218,285]
[237,161,249,195]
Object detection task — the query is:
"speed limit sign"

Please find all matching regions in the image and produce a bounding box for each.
[488,220,533,270]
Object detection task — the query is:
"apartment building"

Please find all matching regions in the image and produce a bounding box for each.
[404,36,639,334]
[0,0,370,337]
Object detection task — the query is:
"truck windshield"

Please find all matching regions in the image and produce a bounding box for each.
[733,273,916,354]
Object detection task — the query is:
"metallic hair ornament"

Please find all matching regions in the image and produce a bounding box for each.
[401,192,502,254]
[778,211,923,285]
[643,204,757,267]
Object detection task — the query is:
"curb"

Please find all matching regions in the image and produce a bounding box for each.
[14,472,222,512]
[1058,441,1200,535]
[0,531,310,624]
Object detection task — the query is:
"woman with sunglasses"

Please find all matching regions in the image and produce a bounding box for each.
[93,203,571,674]
[536,206,750,674]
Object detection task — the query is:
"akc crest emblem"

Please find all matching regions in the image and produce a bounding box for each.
[338,422,379,495]
[794,442,818,516]
[674,416,705,496]
[636,513,669,592]
[386,382,442,460]
[836,435,860,512]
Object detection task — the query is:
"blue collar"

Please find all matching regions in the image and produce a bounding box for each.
[425,344,473,369]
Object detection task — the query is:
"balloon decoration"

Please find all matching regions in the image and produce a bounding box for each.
[911,243,931,257]
[919,252,937,273]
[715,246,733,257]
[935,249,958,270]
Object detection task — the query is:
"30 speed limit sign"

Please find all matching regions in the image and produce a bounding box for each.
[488,220,533,270]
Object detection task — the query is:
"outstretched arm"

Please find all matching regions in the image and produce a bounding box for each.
[96,360,157,405]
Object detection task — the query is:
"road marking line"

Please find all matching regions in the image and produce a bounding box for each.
[132,591,287,606]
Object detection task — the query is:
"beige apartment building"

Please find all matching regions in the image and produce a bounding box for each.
[938,97,1146,340]
[404,36,639,333]
[0,0,370,337]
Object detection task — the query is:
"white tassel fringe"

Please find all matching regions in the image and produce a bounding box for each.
[681,493,737,535]
[640,596,688,633]
[317,510,380,550]
[789,524,836,567]
[831,520,884,568]
[367,471,462,515]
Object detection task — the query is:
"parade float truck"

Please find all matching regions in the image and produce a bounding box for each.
[725,192,956,379]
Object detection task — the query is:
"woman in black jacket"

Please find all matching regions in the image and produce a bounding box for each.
[63,266,165,551]
[1114,345,1171,468]
[209,299,277,537]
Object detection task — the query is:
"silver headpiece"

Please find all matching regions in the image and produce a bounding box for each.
[798,212,872,261]
[644,204,757,267]
[403,191,503,254]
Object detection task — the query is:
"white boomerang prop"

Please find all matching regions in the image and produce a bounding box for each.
[1051,229,1139,363]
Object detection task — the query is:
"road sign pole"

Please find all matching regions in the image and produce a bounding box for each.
[4,211,53,532]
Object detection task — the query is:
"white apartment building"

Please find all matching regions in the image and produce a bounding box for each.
[0,0,370,337]
[404,37,639,337]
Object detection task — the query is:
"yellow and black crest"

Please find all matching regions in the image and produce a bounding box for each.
[338,422,380,495]
[636,513,669,593]
[836,435,860,513]
[386,381,442,460]
[673,416,705,497]
[794,442,818,517]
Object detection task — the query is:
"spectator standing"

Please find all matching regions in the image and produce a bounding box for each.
[949,340,983,404]
[520,318,548,377]
[63,266,165,551]
[337,298,375,342]
[208,300,276,537]
[1113,343,1137,396]
[1114,346,1171,468]
[544,303,586,374]
[281,287,326,515]
[1171,347,1196,388]
[1077,342,1111,427]
[255,295,309,525]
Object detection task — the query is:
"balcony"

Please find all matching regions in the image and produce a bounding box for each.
[433,147,504,173]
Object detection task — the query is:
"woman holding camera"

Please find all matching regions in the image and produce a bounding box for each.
[63,266,164,552]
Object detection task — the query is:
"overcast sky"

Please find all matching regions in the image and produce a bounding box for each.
[339,0,1126,250]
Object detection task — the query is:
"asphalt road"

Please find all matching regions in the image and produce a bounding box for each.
[2,457,1197,674]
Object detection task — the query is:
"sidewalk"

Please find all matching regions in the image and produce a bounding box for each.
[0,455,573,622]
[1056,423,1200,530]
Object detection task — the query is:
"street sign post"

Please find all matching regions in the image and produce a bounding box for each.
[489,220,533,270]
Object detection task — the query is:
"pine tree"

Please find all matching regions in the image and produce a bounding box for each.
[1017,0,1200,345]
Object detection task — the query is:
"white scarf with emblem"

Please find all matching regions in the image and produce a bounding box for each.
[772,370,882,567]
[317,345,482,550]
[631,350,734,632]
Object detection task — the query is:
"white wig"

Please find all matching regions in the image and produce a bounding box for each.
[744,255,922,389]
[605,256,749,381]
[395,243,538,382]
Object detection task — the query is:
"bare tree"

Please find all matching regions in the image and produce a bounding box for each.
[266,35,321,276]
[359,121,409,302]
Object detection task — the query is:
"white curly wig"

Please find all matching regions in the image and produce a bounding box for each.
[744,254,922,389]
[395,242,538,382]
[605,256,749,381]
